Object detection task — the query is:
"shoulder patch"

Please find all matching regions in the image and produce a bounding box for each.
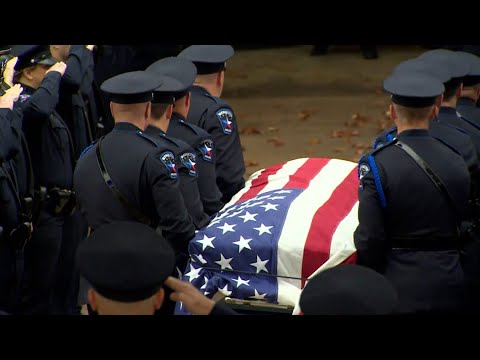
[359,163,370,180]
[180,152,197,177]
[160,151,178,180]
[19,94,31,103]
[216,109,234,135]
[197,138,214,162]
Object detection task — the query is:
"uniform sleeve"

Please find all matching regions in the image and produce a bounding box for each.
[61,45,91,92]
[18,72,62,118]
[0,108,21,161]
[195,137,224,215]
[177,150,210,230]
[203,105,245,203]
[353,158,388,272]
[143,150,196,255]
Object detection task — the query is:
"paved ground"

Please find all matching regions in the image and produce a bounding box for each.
[222,45,426,176]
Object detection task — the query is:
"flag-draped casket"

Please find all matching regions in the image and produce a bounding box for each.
[176,158,360,314]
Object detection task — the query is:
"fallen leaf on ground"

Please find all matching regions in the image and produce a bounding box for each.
[267,137,285,147]
[298,110,313,121]
[240,127,263,135]
[245,160,260,167]
[267,127,279,133]
[309,137,322,145]
[333,147,346,154]
[350,130,360,137]
[331,130,346,138]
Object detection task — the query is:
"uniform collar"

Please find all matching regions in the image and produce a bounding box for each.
[114,122,143,132]
[145,124,166,136]
[457,97,477,107]
[172,112,186,122]
[191,85,211,96]
[397,128,430,138]
[439,106,458,116]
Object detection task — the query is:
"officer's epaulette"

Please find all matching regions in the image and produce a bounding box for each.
[441,122,468,135]
[361,138,397,162]
[79,140,98,159]
[373,126,397,149]
[177,119,199,135]
[433,137,462,156]
[203,93,220,104]
[459,113,480,130]
[136,131,161,148]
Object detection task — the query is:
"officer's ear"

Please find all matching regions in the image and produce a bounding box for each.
[457,83,463,98]
[217,70,224,88]
[389,104,396,122]
[88,289,98,312]
[165,104,174,120]
[145,102,152,120]
[22,67,35,81]
[153,288,165,310]
[185,91,191,109]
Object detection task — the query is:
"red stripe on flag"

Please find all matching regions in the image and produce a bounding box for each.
[301,168,359,286]
[237,164,284,203]
[283,158,332,189]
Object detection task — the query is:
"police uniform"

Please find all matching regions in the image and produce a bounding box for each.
[146,56,224,215]
[12,45,76,315]
[454,52,480,129]
[55,45,94,158]
[76,221,175,314]
[374,58,480,174]
[0,104,26,313]
[73,71,195,257]
[299,265,398,315]
[178,45,245,204]
[355,74,470,313]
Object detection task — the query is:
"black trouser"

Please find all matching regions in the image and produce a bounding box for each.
[51,209,88,315]
[22,209,64,315]
[0,235,17,313]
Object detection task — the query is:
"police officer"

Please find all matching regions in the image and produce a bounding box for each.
[178,45,245,204]
[50,45,94,158]
[373,58,480,175]
[299,265,398,315]
[76,221,237,316]
[143,74,210,230]
[0,83,29,314]
[73,71,195,258]
[355,73,470,314]
[455,52,480,129]
[146,57,224,216]
[12,45,76,314]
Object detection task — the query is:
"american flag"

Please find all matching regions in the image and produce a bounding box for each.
[175,158,359,315]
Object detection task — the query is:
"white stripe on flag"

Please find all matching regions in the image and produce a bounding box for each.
[258,158,309,195]
[276,160,358,295]
[223,169,265,209]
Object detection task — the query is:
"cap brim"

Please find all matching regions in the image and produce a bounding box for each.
[37,56,57,66]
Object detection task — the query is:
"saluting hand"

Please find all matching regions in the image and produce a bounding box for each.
[0,84,23,110]
[46,61,67,77]
[164,276,216,315]
[3,57,18,87]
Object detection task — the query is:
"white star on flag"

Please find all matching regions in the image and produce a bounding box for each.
[217,222,237,234]
[185,264,202,282]
[215,254,234,270]
[249,289,268,300]
[197,235,216,251]
[218,284,232,297]
[233,236,253,253]
[226,210,244,218]
[275,190,292,194]
[247,201,264,208]
[269,196,286,200]
[196,254,208,264]
[250,256,269,274]
[255,195,272,201]
[201,276,209,290]
[260,203,279,212]
[254,223,273,236]
[238,211,258,223]
[232,276,250,288]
